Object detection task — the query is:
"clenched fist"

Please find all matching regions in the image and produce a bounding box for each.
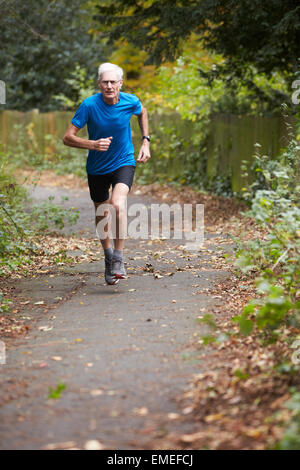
[137,140,151,164]
[92,137,113,152]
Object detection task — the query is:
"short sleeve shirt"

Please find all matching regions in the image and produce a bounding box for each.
[71,92,142,175]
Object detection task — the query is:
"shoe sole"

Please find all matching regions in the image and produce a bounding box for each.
[113,273,127,279]
[106,278,119,285]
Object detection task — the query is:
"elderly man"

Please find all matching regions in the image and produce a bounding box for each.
[63,62,151,285]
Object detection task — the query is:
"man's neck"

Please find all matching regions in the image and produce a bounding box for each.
[102,93,120,105]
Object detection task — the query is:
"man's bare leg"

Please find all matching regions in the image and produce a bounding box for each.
[110,182,129,278]
[94,198,111,248]
[94,198,118,285]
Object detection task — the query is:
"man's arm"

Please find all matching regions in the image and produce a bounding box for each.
[136,105,151,163]
[63,124,112,152]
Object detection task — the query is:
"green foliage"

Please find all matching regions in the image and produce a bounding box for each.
[0,291,12,314]
[135,34,290,194]
[196,314,231,346]
[0,0,108,111]
[275,361,299,375]
[53,65,97,110]
[233,369,249,380]
[29,196,79,232]
[0,194,79,274]
[134,43,234,195]
[274,389,300,450]
[42,133,87,179]
[4,123,87,179]
[154,43,289,116]
[233,309,255,336]
[201,335,217,346]
[0,154,34,273]
[48,382,66,399]
[0,150,79,275]
[95,0,298,107]
[196,314,217,330]
[233,113,300,336]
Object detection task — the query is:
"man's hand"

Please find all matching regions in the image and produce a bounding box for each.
[92,137,113,152]
[137,141,151,164]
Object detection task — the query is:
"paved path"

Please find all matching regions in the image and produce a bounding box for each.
[0,185,231,450]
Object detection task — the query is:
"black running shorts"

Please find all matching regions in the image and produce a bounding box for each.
[87,165,135,203]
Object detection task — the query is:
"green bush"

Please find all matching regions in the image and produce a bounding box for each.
[0,291,12,313]
[3,123,86,179]
[274,389,300,450]
[0,151,79,275]
[233,116,300,337]
[231,110,300,448]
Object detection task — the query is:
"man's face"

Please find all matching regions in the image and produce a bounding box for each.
[98,70,122,103]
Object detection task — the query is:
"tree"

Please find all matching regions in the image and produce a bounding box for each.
[94,0,300,84]
[0,0,109,111]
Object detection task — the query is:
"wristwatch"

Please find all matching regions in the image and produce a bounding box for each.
[142,135,151,142]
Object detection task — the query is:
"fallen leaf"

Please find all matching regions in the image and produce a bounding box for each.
[243,428,266,438]
[182,406,193,415]
[204,413,223,423]
[84,440,104,450]
[51,356,62,361]
[90,389,104,397]
[132,407,148,416]
[180,432,205,443]
[39,326,53,332]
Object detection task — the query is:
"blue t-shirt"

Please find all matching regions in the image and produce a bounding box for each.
[71,92,142,175]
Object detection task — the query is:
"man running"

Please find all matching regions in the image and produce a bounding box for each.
[63,62,151,284]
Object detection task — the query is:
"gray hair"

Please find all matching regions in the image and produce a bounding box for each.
[98,63,124,81]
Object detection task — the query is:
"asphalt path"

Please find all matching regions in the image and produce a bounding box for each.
[0,184,231,450]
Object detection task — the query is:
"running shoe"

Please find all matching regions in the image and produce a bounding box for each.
[105,257,119,285]
[111,258,127,279]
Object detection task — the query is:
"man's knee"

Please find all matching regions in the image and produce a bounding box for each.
[94,200,111,222]
[111,197,127,215]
